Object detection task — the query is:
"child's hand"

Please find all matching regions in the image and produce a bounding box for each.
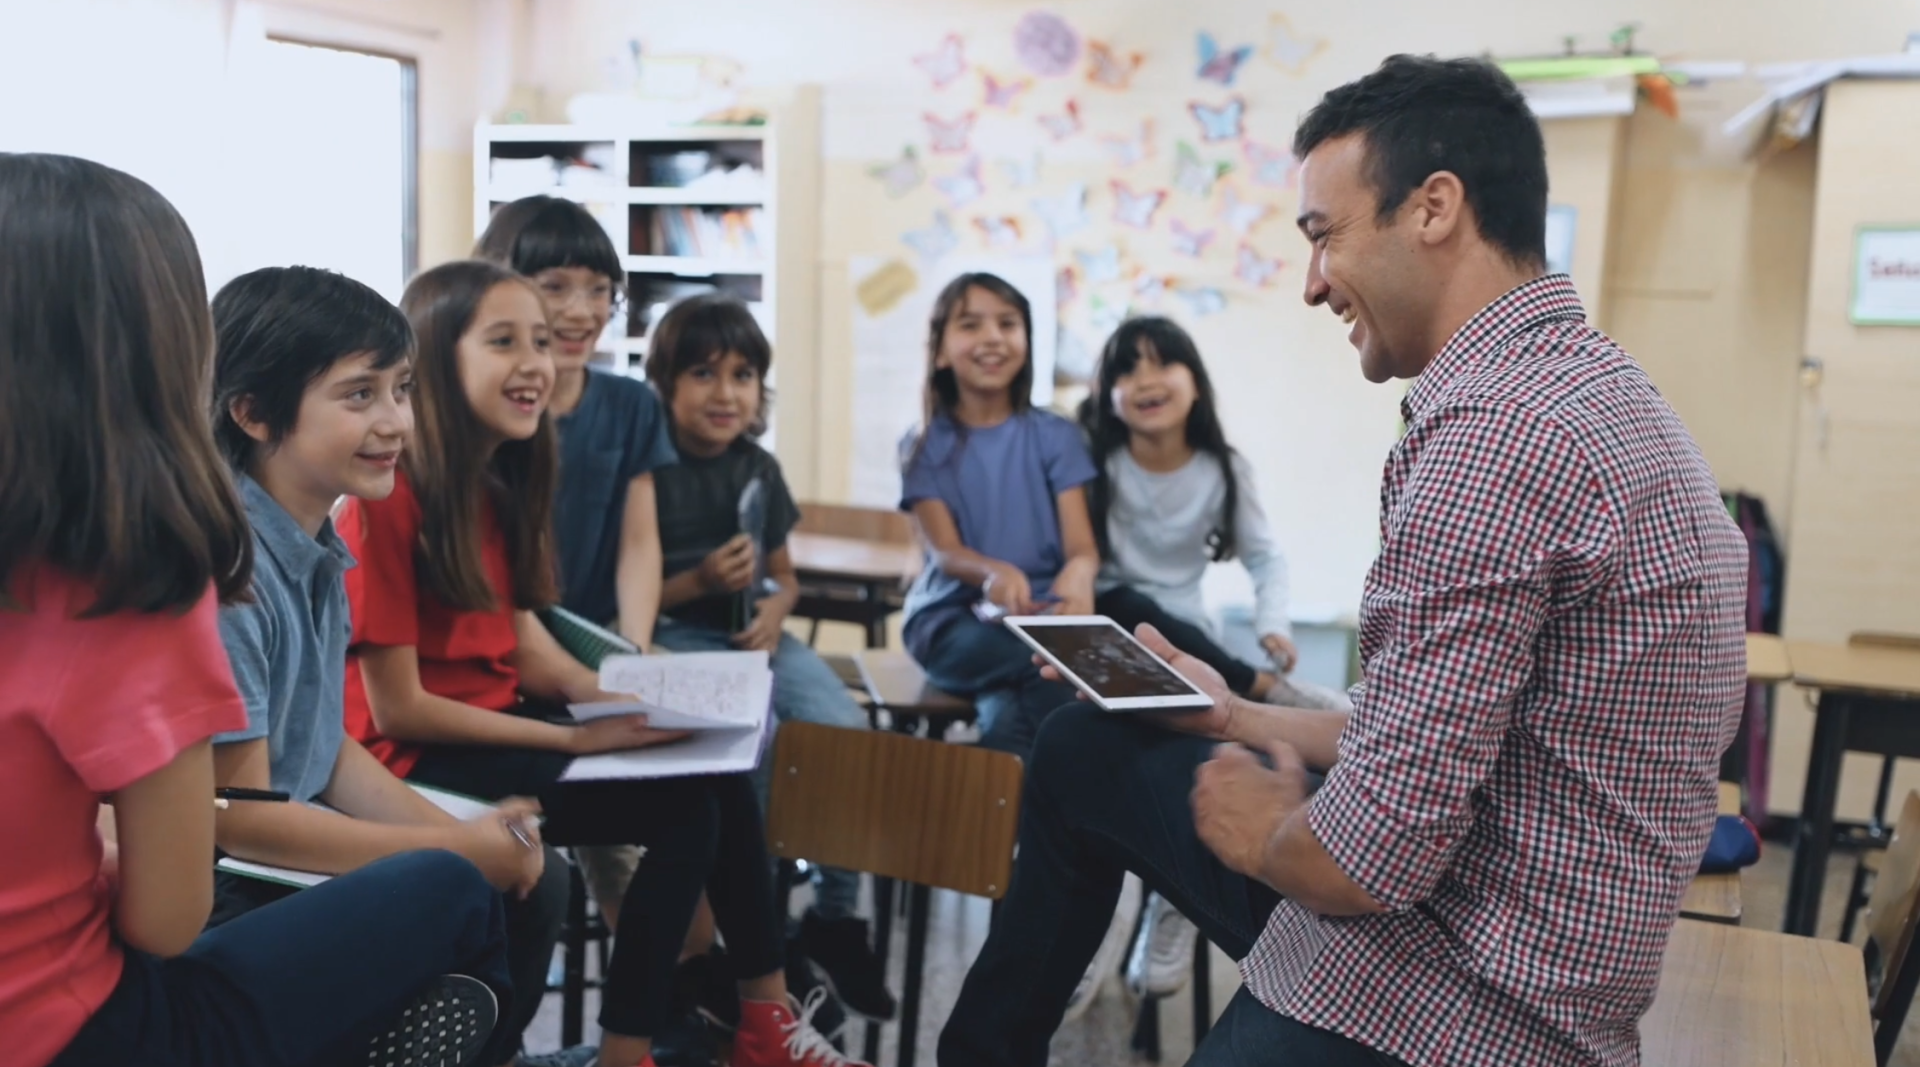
[1051,559,1097,617]
[1260,633,1298,674]
[567,714,692,755]
[458,803,547,898]
[732,598,784,653]
[983,564,1034,613]
[697,534,756,595]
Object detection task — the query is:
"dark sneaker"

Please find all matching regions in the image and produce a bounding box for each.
[650,1010,721,1067]
[799,913,897,1022]
[365,973,497,1067]
[516,1046,599,1067]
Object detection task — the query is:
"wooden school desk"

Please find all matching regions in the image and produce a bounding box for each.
[1679,782,1746,924]
[1745,633,1793,684]
[1641,919,1872,1066]
[788,532,922,648]
[1780,639,1920,936]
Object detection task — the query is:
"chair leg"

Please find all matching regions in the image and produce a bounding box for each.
[1875,921,1920,1065]
[1191,931,1211,1045]
[563,865,588,1048]
[1873,756,1898,840]
[1840,858,1876,943]
[1129,996,1163,1061]
[808,616,822,648]
[897,884,932,1067]
[865,877,895,1066]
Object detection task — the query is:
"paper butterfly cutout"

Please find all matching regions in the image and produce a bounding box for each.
[1132,270,1170,304]
[1219,185,1271,236]
[1173,141,1230,198]
[914,34,967,88]
[1243,141,1299,189]
[1031,183,1091,243]
[973,215,1023,248]
[924,111,976,154]
[1086,40,1144,89]
[1101,120,1154,168]
[1110,181,1166,229]
[1090,293,1129,333]
[1263,14,1327,74]
[1037,99,1083,141]
[1055,326,1096,381]
[867,145,924,198]
[981,70,1032,110]
[1175,286,1227,316]
[998,153,1042,189]
[1196,31,1253,86]
[1056,264,1079,308]
[903,212,958,263]
[1235,242,1284,287]
[1169,219,1216,258]
[1189,97,1245,143]
[1014,10,1082,77]
[934,155,984,208]
[1076,245,1122,284]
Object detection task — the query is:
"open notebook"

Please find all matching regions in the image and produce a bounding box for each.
[215,783,493,889]
[562,651,775,780]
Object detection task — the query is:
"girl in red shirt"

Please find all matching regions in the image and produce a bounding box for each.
[0,152,510,1067]
[342,260,861,1067]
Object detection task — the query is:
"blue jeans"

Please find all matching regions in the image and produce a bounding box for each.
[653,619,868,919]
[915,615,1077,760]
[54,849,511,1067]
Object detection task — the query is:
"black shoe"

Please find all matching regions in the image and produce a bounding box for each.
[366,973,497,1067]
[682,948,740,1035]
[651,1010,722,1067]
[799,912,897,1022]
[783,942,851,1048]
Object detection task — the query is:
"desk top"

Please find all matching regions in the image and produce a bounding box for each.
[1641,919,1872,1066]
[1678,873,1741,922]
[1787,639,1920,698]
[789,533,922,585]
[1745,634,1793,683]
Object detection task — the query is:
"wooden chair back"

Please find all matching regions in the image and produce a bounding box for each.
[795,502,915,546]
[765,722,1021,898]
[1864,791,1920,1021]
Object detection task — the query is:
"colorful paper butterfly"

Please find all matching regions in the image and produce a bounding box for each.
[1031,183,1091,243]
[924,111,976,154]
[1175,286,1228,316]
[1264,14,1328,74]
[1132,270,1170,304]
[1055,326,1096,381]
[1076,245,1122,284]
[1086,40,1144,89]
[1111,181,1167,230]
[1014,10,1081,77]
[981,70,1032,110]
[998,154,1042,189]
[1243,141,1299,189]
[902,212,958,264]
[1196,32,1254,86]
[1056,264,1080,308]
[1235,242,1284,287]
[1219,185,1271,235]
[1173,141,1230,198]
[973,215,1023,248]
[1188,97,1245,143]
[867,145,924,198]
[1101,120,1154,168]
[934,155,984,208]
[1037,98,1083,141]
[1090,293,1129,333]
[1169,219,1216,258]
[914,34,967,88]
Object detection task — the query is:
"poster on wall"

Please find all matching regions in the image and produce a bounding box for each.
[1545,204,1576,277]
[847,254,1059,507]
[1850,227,1920,326]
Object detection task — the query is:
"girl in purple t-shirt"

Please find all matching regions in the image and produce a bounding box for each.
[898,273,1099,758]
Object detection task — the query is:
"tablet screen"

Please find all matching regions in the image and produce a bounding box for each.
[1014,622,1201,699]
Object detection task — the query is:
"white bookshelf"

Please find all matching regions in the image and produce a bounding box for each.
[473,122,777,375]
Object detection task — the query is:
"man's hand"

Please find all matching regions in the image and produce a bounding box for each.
[732,598,784,653]
[1260,633,1299,674]
[1191,740,1308,882]
[697,534,756,595]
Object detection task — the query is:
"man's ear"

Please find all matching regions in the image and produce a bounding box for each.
[228,396,274,445]
[1410,170,1466,248]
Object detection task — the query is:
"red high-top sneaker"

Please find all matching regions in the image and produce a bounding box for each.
[731,988,872,1067]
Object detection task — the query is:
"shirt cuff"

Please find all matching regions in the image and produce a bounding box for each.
[1305,764,1451,911]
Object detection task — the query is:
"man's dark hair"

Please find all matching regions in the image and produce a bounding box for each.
[1294,54,1548,268]
[212,266,413,469]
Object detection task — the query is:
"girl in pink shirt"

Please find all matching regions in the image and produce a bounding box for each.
[0,152,511,1067]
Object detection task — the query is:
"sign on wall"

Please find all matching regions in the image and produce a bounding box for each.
[1850,226,1920,326]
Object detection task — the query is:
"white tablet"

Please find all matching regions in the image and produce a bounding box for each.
[1003,615,1215,713]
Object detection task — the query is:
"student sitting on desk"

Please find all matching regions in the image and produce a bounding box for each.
[342,260,860,1067]
[0,152,509,1067]
[643,293,894,1022]
[202,265,570,1067]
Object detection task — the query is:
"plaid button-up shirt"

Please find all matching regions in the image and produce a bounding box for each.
[1242,275,1748,1067]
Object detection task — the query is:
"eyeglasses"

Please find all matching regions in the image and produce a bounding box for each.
[535,279,618,308]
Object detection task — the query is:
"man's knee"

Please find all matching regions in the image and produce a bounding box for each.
[1027,701,1132,787]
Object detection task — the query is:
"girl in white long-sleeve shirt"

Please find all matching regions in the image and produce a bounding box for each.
[1081,316,1348,709]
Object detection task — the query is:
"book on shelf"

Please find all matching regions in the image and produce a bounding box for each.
[647,206,766,260]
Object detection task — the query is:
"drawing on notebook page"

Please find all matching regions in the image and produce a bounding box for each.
[587,650,773,731]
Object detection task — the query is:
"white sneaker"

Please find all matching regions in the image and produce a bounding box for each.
[1061,872,1142,1023]
[1125,893,1199,998]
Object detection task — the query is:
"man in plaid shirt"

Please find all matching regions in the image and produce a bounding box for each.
[939,55,1747,1067]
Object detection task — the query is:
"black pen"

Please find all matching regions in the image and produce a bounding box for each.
[215,787,291,803]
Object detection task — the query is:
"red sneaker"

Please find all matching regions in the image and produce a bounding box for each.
[731,989,872,1067]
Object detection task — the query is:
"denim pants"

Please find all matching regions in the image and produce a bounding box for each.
[914,615,1078,761]
[53,849,512,1067]
[652,619,868,919]
[936,704,1407,1067]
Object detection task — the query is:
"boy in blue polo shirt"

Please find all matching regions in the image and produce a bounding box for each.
[204,266,575,1067]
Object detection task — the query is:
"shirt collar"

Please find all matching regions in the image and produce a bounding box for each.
[239,474,357,579]
[1401,273,1587,422]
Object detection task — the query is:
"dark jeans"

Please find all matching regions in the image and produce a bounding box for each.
[209,846,569,1067]
[406,706,783,1039]
[916,615,1077,760]
[54,849,511,1067]
[1096,585,1264,697]
[936,704,1406,1067]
